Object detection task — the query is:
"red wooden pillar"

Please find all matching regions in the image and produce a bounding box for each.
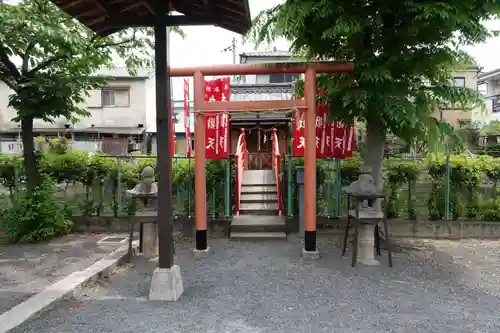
[303,68,317,252]
[193,71,208,250]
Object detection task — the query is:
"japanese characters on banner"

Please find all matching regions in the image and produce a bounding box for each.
[204,77,231,160]
[292,105,356,159]
[183,79,191,157]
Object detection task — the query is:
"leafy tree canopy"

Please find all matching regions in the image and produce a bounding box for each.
[0,0,184,190]
[248,0,498,149]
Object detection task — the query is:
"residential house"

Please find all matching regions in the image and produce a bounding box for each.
[0,68,153,154]
[435,65,481,127]
[477,67,500,123]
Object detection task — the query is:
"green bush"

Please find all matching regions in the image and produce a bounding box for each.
[0,177,73,243]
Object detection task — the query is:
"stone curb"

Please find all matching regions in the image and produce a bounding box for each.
[0,241,139,333]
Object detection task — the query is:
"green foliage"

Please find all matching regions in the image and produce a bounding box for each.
[248,0,494,150]
[0,177,73,243]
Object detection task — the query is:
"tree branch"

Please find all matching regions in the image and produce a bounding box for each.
[0,46,20,79]
[22,42,36,74]
[28,54,67,76]
[95,30,137,49]
[0,70,20,92]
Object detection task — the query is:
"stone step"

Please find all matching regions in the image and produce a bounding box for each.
[242,170,276,186]
[229,231,287,240]
[231,215,285,233]
[240,202,278,211]
[231,215,285,226]
[239,209,279,216]
[240,192,278,202]
[241,184,276,194]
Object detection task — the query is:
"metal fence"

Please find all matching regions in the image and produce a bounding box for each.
[0,153,498,221]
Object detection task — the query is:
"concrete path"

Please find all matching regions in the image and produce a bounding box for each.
[9,236,500,333]
[0,233,130,315]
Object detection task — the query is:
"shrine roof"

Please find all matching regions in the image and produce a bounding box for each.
[51,0,251,36]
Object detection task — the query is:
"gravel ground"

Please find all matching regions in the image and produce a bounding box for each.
[0,233,124,315]
[10,236,500,333]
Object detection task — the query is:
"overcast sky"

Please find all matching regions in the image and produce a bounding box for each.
[4,0,500,97]
[164,0,500,99]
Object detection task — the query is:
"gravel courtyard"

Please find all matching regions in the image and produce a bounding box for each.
[10,236,500,333]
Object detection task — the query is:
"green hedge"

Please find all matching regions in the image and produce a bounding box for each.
[0,151,500,221]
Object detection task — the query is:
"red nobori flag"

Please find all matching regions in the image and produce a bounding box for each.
[292,109,305,157]
[218,77,231,158]
[204,77,231,160]
[183,79,191,157]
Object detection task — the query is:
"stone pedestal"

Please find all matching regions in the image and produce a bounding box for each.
[149,266,184,301]
[356,224,380,266]
[301,248,320,260]
[142,223,158,258]
[193,247,211,259]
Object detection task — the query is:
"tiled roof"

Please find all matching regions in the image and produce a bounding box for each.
[239,51,294,58]
[95,67,152,78]
[231,83,293,99]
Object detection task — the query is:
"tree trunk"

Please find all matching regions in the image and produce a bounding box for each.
[21,117,38,193]
[364,117,386,211]
[356,116,386,266]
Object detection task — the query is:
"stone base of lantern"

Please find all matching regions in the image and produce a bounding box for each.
[142,223,158,258]
[149,266,184,301]
[356,224,380,266]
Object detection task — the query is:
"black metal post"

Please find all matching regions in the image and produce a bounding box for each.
[154,23,174,269]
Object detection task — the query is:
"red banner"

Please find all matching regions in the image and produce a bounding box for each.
[204,77,231,160]
[292,107,356,159]
[292,107,327,158]
[183,79,191,157]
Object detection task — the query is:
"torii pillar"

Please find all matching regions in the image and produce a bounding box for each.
[302,68,319,259]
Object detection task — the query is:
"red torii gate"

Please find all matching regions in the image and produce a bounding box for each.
[170,62,354,255]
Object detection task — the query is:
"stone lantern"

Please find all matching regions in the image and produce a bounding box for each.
[342,165,393,267]
[126,165,159,259]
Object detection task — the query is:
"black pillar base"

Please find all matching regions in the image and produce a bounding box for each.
[304,230,316,252]
[195,229,208,250]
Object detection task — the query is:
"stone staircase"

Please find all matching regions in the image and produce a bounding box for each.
[230,170,286,240]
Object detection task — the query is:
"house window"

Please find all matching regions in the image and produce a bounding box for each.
[101,87,130,107]
[269,73,300,84]
[493,97,500,113]
[453,77,465,87]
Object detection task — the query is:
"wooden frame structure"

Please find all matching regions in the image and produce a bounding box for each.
[50,0,253,271]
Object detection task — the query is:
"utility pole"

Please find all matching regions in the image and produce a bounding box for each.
[221,37,238,81]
